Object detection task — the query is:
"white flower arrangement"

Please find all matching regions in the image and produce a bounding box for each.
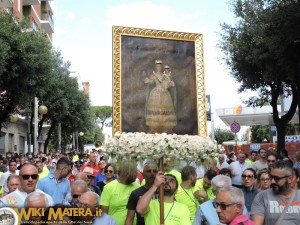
[105,132,223,162]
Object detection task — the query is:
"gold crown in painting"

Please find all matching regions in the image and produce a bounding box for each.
[155,60,162,64]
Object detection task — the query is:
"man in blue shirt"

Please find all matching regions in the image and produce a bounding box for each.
[37,157,71,204]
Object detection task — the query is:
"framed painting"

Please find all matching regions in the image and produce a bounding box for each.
[112,26,207,136]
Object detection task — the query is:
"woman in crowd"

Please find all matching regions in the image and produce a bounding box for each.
[96,163,116,194]
[256,169,271,190]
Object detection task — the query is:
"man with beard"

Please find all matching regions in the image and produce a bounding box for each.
[175,166,200,223]
[137,172,191,225]
[253,148,268,172]
[100,161,140,225]
[37,157,71,204]
[125,161,158,225]
[251,160,300,225]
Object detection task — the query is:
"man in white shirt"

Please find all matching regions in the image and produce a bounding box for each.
[217,154,229,170]
[0,164,53,208]
[229,152,252,188]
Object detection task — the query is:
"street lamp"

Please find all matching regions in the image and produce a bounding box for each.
[33,97,48,154]
[9,114,18,123]
[38,105,48,115]
[74,131,84,153]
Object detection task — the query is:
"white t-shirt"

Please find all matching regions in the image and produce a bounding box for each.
[253,160,268,172]
[229,161,251,185]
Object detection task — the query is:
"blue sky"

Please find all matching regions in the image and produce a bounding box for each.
[51,0,252,132]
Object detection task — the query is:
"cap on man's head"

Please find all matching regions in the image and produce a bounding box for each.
[155,59,162,64]
[82,167,94,175]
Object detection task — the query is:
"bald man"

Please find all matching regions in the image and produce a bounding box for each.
[0,164,54,208]
[79,191,116,224]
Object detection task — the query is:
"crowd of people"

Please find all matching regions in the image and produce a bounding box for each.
[0,148,299,225]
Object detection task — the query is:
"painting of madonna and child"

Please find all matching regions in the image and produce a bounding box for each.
[114,27,206,135]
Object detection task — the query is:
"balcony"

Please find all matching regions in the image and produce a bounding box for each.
[0,0,13,8]
[23,0,40,5]
[41,14,54,33]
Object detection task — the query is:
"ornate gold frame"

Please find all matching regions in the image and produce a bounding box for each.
[112,26,207,136]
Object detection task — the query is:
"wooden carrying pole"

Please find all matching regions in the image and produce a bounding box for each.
[159,157,164,225]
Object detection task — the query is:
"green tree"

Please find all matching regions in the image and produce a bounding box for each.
[213,128,235,144]
[39,51,94,152]
[92,106,112,130]
[250,125,269,143]
[0,12,53,124]
[219,0,299,153]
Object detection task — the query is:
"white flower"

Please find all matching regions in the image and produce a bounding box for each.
[105,132,221,162]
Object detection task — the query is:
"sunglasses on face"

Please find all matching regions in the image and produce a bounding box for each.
[270,175,291,182]
[213,201,237,210]
[87,175,95,179]
[268,160,276,163]
[72,194,81,198]
[21,174,39,180]
[242,174,254,179]
[104,170,114,174]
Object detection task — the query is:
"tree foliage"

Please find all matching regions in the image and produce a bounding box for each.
[213,128,235,144]
[0,12,53,123]
[0,12,100,153]
[219,0,300,153]
[92,106,112,130]
[250,125,269,143]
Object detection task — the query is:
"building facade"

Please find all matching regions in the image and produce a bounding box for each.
[0,0,54,42]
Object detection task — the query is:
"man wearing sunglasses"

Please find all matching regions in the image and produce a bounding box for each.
[0,164,54,208]
[251,160,300,225]
[216,186,254,225]
[64,179,88,207]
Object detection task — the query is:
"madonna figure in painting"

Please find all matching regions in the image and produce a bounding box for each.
[144,60,177,133]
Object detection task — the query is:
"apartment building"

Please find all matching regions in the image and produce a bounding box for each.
[0,0,54,155]
[0,0,54,43]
